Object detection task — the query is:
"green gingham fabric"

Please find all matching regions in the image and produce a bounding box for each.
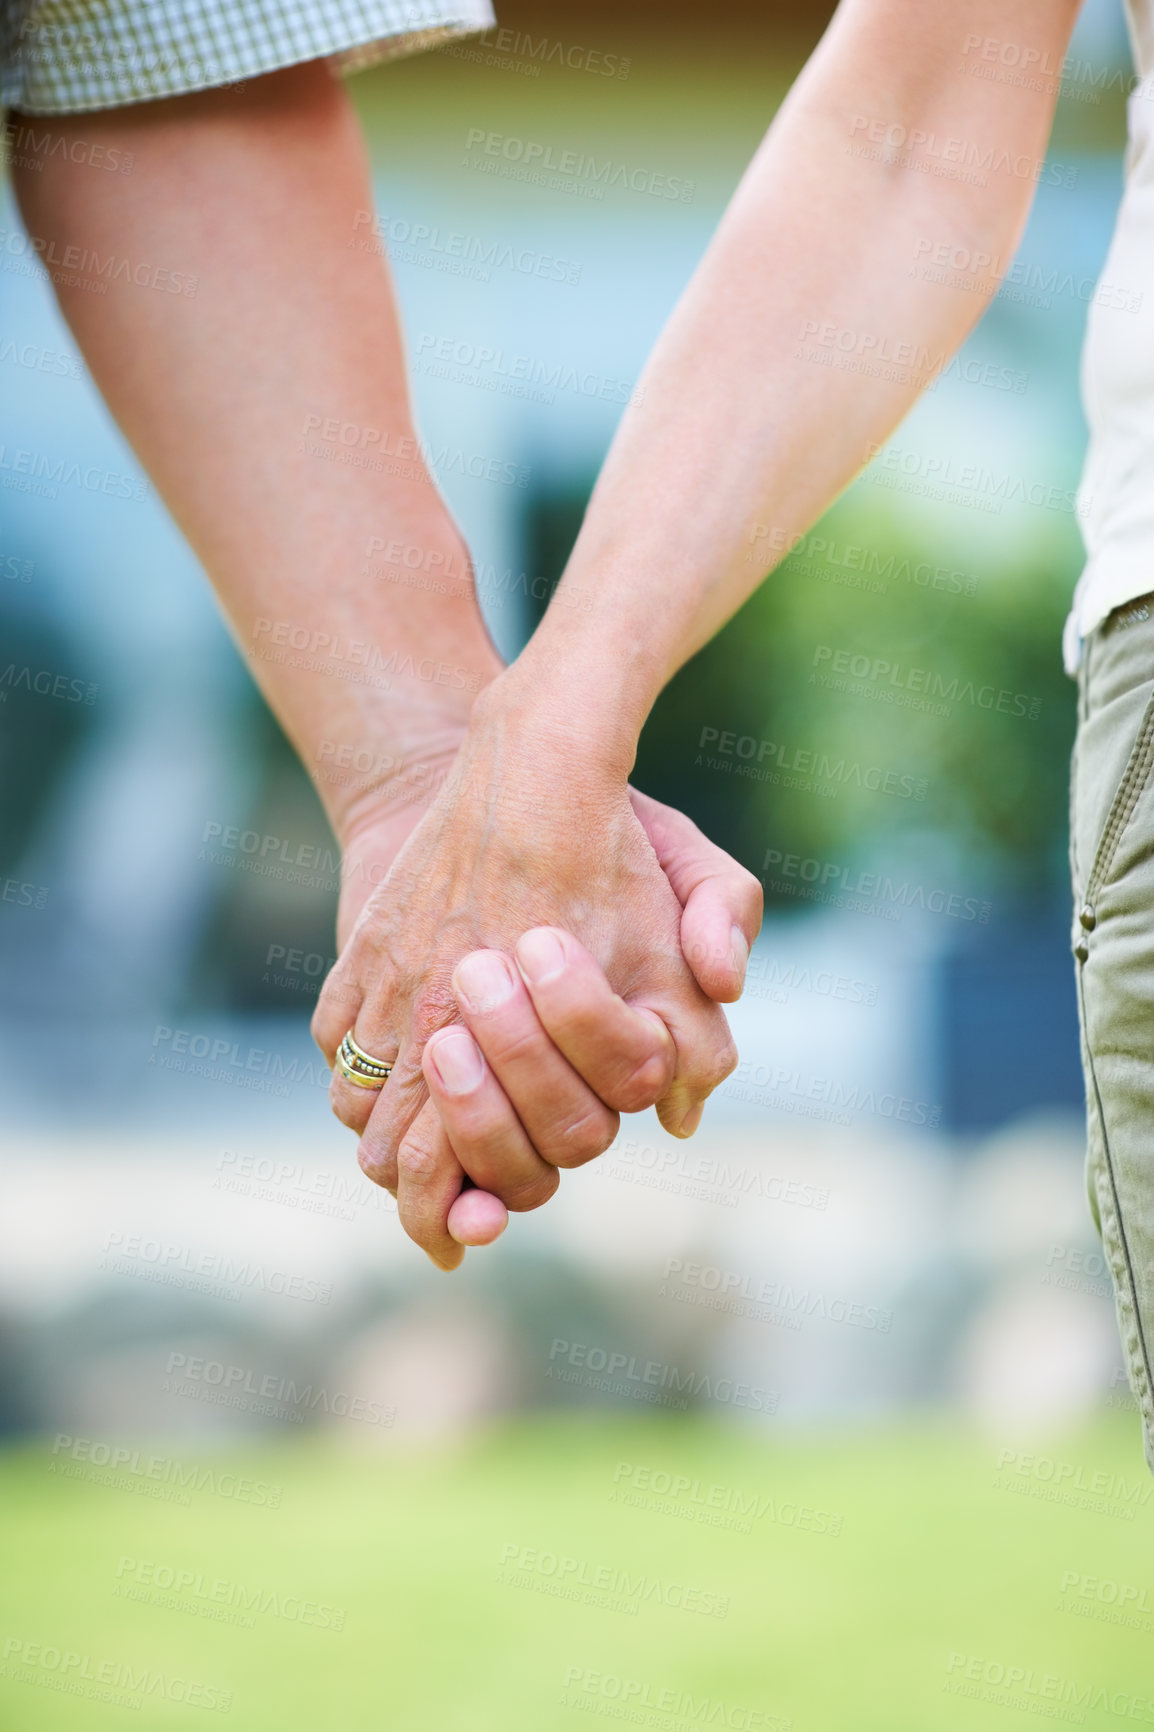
[0,0,493,114]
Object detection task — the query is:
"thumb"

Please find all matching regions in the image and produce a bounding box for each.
[629,787,763,1003]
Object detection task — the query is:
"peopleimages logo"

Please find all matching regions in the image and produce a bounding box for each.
[610,1462,844,1539]
[114,1555,346,1631]
[164,1352,392,1425]
[660,1258,893,1332]
[847,114,1078,188]
[559,1667,791,1730]
[695,725,927,801]
[1058,1569,1152,1623]
[864,441,1082,515]
[0,337,84,378]
[1,877,49,909]
[744,951,878,1007]
[589,1137,831,1211]
[463,129,695,203]
[0,1636,230,1714]
[795,318,1028,394]
[497,1542,729,1617]
[0,443,147,501]
[547,1340,778,1412]
[0,224,198,293]
[0,664,97,704]
[0,552,34,583]
[944,1651,1154,1721]
[465,28,631,78]
[100,1232,333,1306]
[149,1023,332,1093]
[911,236,1143,313]
[811,644,1041,720]
[748,523,979,595]
[761,848,991,925]
[352,210,582,286]
[414,332,641,407]
[0,119,134,173]
[994,1448,1153,1521]
[724,1060,941,1128]
[49,1433,282,1507]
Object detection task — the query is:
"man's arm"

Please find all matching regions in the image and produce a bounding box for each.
[11,62,498,878]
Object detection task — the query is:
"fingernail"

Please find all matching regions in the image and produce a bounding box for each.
[429,1027,485,1094]
[516,927,567,985]
[454,950,516,1014]
[730,925,749,984]
[679,1102,704,1137]
[428,1249,464,1273]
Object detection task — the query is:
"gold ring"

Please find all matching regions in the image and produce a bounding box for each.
[337,1030,394,1090]
[342,1030,393,1073]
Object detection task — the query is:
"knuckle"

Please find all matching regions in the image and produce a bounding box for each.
[701,1036,739,1093]
[358,1144,397,1192]
[411,995,455,1047]
[485,1021,542,1067]
[606,1050,670,1114]
[741,871,765,928]
[503,1169,560,1212]
[549,1107,618,1168]
[468,1127,536,1183]
[317,965,359,1021]
[538,995,599,1046]
[449,1102,506,1150]
[396,1136,441,1187]
[312,1000,343,1056]
[328,1083,370,1132]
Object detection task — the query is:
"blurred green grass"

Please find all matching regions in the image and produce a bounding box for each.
[2,1411,1151,1729]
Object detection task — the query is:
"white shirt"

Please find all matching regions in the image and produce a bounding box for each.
[1065,0,1154,671]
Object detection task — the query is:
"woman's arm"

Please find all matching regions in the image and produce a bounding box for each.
[502,0,1085,750]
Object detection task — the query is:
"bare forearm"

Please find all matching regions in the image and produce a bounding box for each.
[12,63,503,840]
[509,0,1081,764]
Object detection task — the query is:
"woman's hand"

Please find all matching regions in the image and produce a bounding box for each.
[312,672,761,1267]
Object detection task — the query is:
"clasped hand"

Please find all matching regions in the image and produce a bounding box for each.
[312,678,761,1267]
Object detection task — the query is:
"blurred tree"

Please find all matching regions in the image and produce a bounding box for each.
[527,485,1080,906]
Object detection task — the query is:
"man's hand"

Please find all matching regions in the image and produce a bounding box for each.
[312,675,762,1267]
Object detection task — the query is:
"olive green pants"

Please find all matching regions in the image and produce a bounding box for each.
[1072,595,1154,1471]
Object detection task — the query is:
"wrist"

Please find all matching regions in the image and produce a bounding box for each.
[483,603,664,783]
[320,724,472,851]
[467,662,635,789]
[309,633,505,851]
[258,532,506,846]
